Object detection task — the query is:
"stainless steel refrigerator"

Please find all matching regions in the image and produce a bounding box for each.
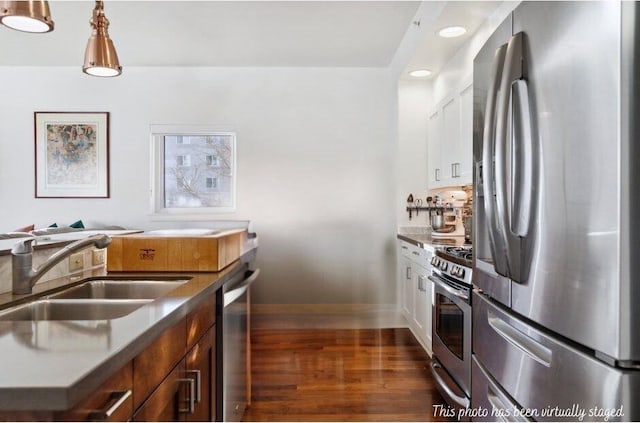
[472,1,640,420]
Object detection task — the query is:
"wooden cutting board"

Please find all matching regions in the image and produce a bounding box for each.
[106,229,246,272]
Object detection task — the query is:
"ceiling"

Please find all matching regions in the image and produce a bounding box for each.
[0,1,501,74]
[405,1,502,79]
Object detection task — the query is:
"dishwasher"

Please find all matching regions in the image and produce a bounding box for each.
[217,267,260,422]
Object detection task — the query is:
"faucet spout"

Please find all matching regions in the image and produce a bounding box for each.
[11,234,112,295]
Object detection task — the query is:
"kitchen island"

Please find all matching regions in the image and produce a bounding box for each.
[0,237,257,421]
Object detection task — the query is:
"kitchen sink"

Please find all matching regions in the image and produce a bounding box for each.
[0,299,152,321]
[48,279,187,300]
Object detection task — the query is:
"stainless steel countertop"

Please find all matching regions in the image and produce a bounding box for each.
[0,247,257,412]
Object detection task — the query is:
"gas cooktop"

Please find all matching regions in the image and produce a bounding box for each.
[436,246,473,268]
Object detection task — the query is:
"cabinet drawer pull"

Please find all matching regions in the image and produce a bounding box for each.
[411,251,420,256]
[186,369,202,403]
[178,377,196,414]
[88,390,131,421]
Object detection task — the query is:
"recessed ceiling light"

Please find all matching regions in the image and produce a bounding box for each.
[409,69,432,78]
[438,26,467,38]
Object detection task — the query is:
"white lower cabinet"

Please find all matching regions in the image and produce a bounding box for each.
[399,240,433,355]
[400,255,414,318]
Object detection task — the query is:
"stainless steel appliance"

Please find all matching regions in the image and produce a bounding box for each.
[473,1,640,419]
[429,247,473,411]
[219,267,260,421]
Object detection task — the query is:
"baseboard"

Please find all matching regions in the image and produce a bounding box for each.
[250,303,408,330]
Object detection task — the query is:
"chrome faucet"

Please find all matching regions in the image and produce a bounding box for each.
[11,234,112,295]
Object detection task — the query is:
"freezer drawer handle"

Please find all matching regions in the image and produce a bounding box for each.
[487,313,552,367]
[487,386,532,422]
[430,360,470,409]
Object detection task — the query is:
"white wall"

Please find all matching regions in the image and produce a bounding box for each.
[396,79,433,228]
[0,66,397,304]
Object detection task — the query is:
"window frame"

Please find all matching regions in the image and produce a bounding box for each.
[150,124,237,219]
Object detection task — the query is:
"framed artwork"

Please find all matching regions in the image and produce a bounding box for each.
[34,112,110,198]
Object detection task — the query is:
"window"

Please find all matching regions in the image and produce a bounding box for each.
[151,125,236,216]
[205,177,218,189]
[176,155,191,167]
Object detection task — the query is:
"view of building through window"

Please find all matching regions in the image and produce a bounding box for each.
[163,134,234,208]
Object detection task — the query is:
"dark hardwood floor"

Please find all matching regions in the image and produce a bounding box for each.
[243,327,451,422]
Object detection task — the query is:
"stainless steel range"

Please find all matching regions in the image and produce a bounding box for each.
[428,246,473,412]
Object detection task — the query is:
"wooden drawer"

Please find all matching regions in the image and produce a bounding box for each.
[58,362,133,422]
[186,294,216,349]
[133,360,186,422]
[133,319,186,409]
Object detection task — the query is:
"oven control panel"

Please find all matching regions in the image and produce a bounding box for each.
[430,255,472,286]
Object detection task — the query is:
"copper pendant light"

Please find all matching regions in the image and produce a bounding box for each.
[83,0,122,77]
[0,0,54,33]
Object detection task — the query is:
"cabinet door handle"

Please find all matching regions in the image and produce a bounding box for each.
[406,266,412,280]
[186,369,202,403]
[178,377,196,414]
[88,390,132,421]
[451,163,455,178]
[435,168,441,181]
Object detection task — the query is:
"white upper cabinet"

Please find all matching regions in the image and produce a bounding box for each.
[427,76,473,188]
[427,109,442,187]
[458,81,473,182]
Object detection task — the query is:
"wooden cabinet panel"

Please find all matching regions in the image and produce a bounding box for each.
[186,294,216,349]
[133,319,187,409]
[185,326,216,422]
[58,362,133,422]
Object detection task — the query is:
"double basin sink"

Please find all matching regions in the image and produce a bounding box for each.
[0,279,188,321]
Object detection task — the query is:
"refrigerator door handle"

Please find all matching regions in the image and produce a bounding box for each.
[495,31,525,282]
[511,79,534,238]
[481,42,509,277]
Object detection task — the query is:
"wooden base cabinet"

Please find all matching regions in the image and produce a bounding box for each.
[185,326,215,422]
[134,293,217,422]
[0,289,218,422]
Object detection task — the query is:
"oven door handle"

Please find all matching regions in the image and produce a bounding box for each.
[428,275,469,301]
[430,360,470,409]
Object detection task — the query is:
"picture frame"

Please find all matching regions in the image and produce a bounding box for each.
[34,111,110,198]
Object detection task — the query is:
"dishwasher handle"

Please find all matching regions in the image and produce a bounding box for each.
[224,268,260,308]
